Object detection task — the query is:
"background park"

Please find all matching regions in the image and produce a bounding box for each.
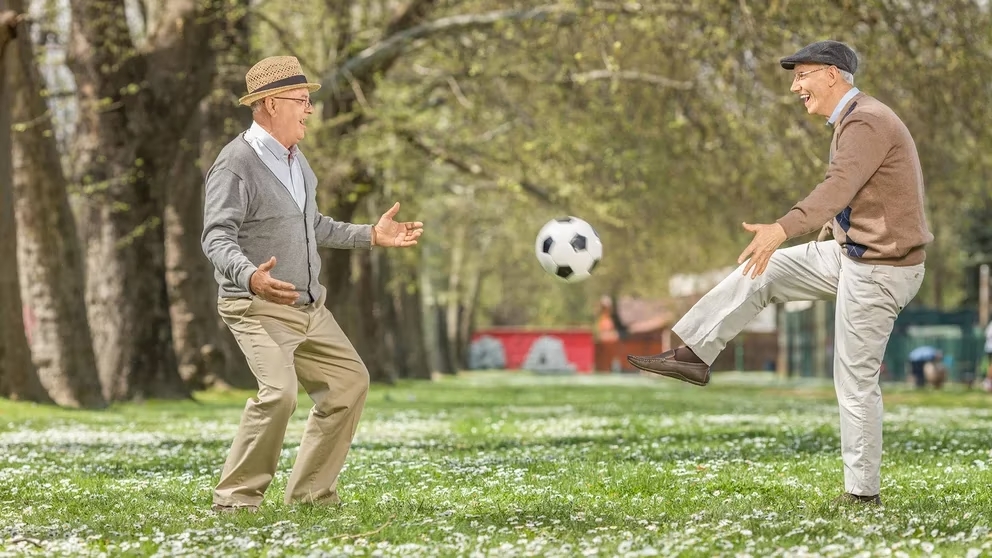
[2,0,992,556]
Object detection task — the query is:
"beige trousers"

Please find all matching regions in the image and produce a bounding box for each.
[213,291,369,507]
[673,241,924,496]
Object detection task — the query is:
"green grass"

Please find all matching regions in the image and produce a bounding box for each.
[2,371,992,556]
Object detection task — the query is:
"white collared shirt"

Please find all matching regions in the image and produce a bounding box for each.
[827,87,860,127]
[243,122,306,211]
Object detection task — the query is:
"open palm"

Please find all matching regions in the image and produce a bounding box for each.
[373,202,424,247]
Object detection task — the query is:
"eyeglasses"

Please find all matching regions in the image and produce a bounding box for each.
[792,66,830,82]
[273,96,313,109]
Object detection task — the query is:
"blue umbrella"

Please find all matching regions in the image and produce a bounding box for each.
[908,345,938,362]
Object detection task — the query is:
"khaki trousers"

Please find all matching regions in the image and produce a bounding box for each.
[213,291,369,507]
[673,241,924,496]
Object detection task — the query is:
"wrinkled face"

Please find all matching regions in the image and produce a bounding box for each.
[263,87,314,147]
[789,64,835,117]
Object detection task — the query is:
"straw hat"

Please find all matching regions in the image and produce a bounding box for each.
[239,56,321,106]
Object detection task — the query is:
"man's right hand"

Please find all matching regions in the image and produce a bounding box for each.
[249,256,299,305]
[816,221,833,242]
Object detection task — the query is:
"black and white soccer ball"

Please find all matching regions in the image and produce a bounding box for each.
[534,216,603,283]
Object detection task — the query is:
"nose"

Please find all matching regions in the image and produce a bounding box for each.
[790,79,802,93]
[305,102,314,114]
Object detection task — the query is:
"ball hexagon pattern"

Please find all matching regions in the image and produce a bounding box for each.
[534,216,603,283]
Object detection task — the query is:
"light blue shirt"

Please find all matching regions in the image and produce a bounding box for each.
[243,122,306,211]
[827,87,860,127]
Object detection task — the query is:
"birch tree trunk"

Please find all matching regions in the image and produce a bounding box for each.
[66,0,230,400]
[0,8,49,402]
[7,0,104,407]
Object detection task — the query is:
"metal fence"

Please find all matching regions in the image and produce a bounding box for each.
[783,302,986,383]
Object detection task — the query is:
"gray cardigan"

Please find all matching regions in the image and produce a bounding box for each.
[201,134,372,306]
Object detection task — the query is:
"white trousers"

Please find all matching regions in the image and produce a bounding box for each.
[673,241,924,495]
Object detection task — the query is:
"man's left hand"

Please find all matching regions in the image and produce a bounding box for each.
[737,222,787,279]
[373,202,424,248]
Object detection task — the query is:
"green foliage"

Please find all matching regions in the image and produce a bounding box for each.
[251,0,990,326]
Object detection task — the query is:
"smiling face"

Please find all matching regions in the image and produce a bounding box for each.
[789,64,848,118]
[255,87,314,149]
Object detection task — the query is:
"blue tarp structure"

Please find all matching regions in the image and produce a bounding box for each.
[908,345,938,362]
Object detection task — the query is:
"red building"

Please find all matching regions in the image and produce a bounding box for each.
[468,327,595,373]
[594,296,674,372]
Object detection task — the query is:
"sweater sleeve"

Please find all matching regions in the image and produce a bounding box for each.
[201,168,258,293]
[313,212,373,249]
[777,115,891,239]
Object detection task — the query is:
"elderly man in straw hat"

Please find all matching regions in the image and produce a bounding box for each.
[201,56,424,512]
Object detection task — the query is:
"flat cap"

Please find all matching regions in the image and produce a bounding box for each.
[780,40,858,75]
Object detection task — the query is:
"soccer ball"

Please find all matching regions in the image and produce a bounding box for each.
[534,216,603,283]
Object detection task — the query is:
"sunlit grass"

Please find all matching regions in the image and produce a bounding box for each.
[2,371,992,557]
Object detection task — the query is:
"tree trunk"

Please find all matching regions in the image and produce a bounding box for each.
[419,245,445,375]
[308,1,440,382]
[435,303,457,375]
[356,249,394,384]
[316,166,391,382]
[929,214,944,309]
[164,106,228,390]
[164,3,254,390]
[0,8,49,403]
[66,0,229,400]
[443,230,464,373]
[458,264,486,371]
[8,0,105,408]
[391,266,432,380]
[374,248,400,381]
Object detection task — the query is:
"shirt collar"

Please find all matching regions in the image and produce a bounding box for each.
[246,121,299,161]
[827,87,860,127]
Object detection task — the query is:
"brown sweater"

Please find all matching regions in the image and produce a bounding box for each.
[777,92,933,266]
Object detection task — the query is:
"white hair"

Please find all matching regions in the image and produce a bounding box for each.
[838,69,855,85]
[250,99,265,113]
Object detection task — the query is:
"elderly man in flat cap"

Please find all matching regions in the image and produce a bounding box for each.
[628,40,932,505]
[201,56,424,512]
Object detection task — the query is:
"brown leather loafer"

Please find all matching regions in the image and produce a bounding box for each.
[832,492,882,506]
[627,349,710,386]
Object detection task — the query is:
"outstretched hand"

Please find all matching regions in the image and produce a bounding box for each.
[737,222,787,279]
[249,256,299,305]
[373,202,424,248]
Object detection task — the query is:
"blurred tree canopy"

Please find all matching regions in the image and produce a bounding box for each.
[2,0,990,403]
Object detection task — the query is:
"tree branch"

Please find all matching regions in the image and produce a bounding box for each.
[400,65,693,117]
[443,67,694,90]
[397,129,553,204]
[253,10,315,71]
[0,11,21,59]
[317,3,669,101]
[566,69,694,89]
[68,0,140,93]
[320,0,443,129]
[329,0,351,60]
[385,0,436,37]
[140,0,239,147]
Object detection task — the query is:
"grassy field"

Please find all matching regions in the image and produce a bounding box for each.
[2,371,992,557]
